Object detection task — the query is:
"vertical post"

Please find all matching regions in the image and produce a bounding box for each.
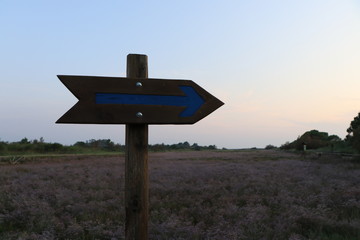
[125,54,149,240]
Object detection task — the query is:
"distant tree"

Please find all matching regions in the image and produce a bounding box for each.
[191,143,201,151]
[280,141,292,150]
[265,144,277,150]
[351,128,360,152]
[280,130,341,151]
[74,141,87,148]
[79,139,116,151]
[346,112,360,152]
[150,143,166,152]
[207,145,217,150]
[99,139,115,151]
[20,137,30,144]
[347,112,360,136]
[0,141,7,152]
[328,135,341,142]
[86,139,98,148]
[44,143,63,152]
[182,141,191,149]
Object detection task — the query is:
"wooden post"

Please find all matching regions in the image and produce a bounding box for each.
[125,54,149,240]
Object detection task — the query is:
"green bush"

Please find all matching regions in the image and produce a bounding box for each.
[265,144,277,150]
[281,130,343,151]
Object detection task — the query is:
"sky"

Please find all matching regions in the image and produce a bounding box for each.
[1,0,360,149]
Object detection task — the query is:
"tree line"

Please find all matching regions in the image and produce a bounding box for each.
[0,138,217,156]
[280,112,360,153]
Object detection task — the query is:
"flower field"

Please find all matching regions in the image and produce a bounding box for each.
[0,150,359,239]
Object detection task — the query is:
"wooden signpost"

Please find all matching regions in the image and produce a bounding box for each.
[57,54,224,240]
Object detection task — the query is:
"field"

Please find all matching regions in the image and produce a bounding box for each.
[0,150,359,240]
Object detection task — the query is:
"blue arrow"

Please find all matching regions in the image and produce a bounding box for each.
[95,86,205,117]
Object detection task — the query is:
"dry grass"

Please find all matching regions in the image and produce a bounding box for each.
[0,150,359,239]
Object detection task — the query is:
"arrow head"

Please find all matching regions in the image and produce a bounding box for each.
[178,86,205,117]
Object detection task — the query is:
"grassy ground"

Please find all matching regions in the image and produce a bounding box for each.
[0,150,359,239]
[0,152,123,165]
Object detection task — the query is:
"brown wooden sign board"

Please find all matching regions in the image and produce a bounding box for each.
[56,75,224,124]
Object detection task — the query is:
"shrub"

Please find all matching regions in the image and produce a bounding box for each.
[265,145,277,150]
[281,130,342,151]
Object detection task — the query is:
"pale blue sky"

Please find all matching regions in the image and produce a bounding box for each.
[1,1,360,148]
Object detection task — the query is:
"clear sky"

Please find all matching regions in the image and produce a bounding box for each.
[1,0,360,149]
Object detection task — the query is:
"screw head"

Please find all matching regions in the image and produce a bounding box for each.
[136,82,142,87]
[136,112,143,118]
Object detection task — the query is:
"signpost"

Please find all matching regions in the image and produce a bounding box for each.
[57,54,224,239]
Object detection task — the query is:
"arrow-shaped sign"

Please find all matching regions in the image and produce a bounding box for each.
[57,75,223,124]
